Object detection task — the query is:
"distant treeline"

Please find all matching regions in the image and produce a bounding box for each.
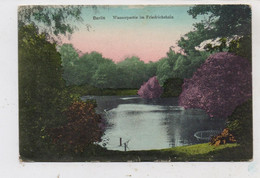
[59,44,210,88]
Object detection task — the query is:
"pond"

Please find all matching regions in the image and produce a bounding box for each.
[81,95,225,151]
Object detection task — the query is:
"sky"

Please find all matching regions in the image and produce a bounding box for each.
[62,6,204,63]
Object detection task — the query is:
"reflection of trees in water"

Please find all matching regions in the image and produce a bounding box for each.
[165,109,225,147]
[83,96,226,149]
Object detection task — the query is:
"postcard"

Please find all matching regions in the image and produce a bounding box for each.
[17,4,253,162]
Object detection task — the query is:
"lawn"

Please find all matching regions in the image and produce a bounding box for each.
[87,143,251,162]
[67,85,138,96]
[33,142,251,162]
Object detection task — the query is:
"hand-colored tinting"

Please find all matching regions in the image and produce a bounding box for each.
[62,6,203,63]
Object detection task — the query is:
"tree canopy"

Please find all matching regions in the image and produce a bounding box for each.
[58,43,79,66]
[178,5,251,55]
[19,24,66,157]
[18,5,83,37]
[188,5,251,37]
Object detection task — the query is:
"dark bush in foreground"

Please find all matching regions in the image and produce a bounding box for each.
[226,99,252,146]
[179,52,252,118]
[49,101,104,153]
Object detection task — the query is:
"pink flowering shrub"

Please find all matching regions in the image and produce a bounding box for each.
[138,76,163,99]
[179,52,252,118]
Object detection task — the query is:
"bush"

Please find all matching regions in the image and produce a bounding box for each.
[179,52,252,118]
[226,99,252,146]
[49,101,104,153]
[138,76,163,99]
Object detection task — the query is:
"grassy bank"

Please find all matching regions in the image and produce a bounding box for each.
[82,143,251,162]
[26,142,252,162]
[67,85,138,96]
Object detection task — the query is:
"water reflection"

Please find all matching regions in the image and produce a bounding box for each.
[82,96,225,151]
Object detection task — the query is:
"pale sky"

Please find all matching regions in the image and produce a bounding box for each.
[62,6,204,63]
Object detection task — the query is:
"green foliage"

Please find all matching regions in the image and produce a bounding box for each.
[186,52,209,75]
[166,48,179,68]
[58,43,79,66]
[67,84,138,96]
[92,61,117,89]
[18,6,83,37]
[188,5,251,37]
[58,44,207,91]
[63,52,110,86]
[174,4,252,102]
[226,99,252,146]
[203,38,229,53]
[228,35,252,61]
[156,58,172,85]
[58,44,80,86]
[156,49,208,84]
[161,78,183,97]
[19,25,105,158]
[173,55,191,78]
[19,24,69,158]
[117,56,148,88]
[202,35,252,62]
[145,61,158,80]
[178,24,211,55]
[178,5,251,58]
[60,54,152,89]
[156,49,182,85]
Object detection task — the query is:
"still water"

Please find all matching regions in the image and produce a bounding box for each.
[81,95,225,151]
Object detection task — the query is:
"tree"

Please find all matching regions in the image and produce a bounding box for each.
[92,61,117,89]
[179,52,252,119]
[156,48,208,84]
[19,24,66,158]
[114,66,130,89]
[117,57,147,88]
[228,35,252,61]
[138,76,163,99]
[156,58,172,85]
[178,5,251,56]
[173,55,191,78]
[166,48,180,69]
[145,61,158,80]
[178,24,210,55]
[58,44,80,85]
[18,5,83,37]
[69,52,108,86]
[59,43,79,66]
[188,5,251,37]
